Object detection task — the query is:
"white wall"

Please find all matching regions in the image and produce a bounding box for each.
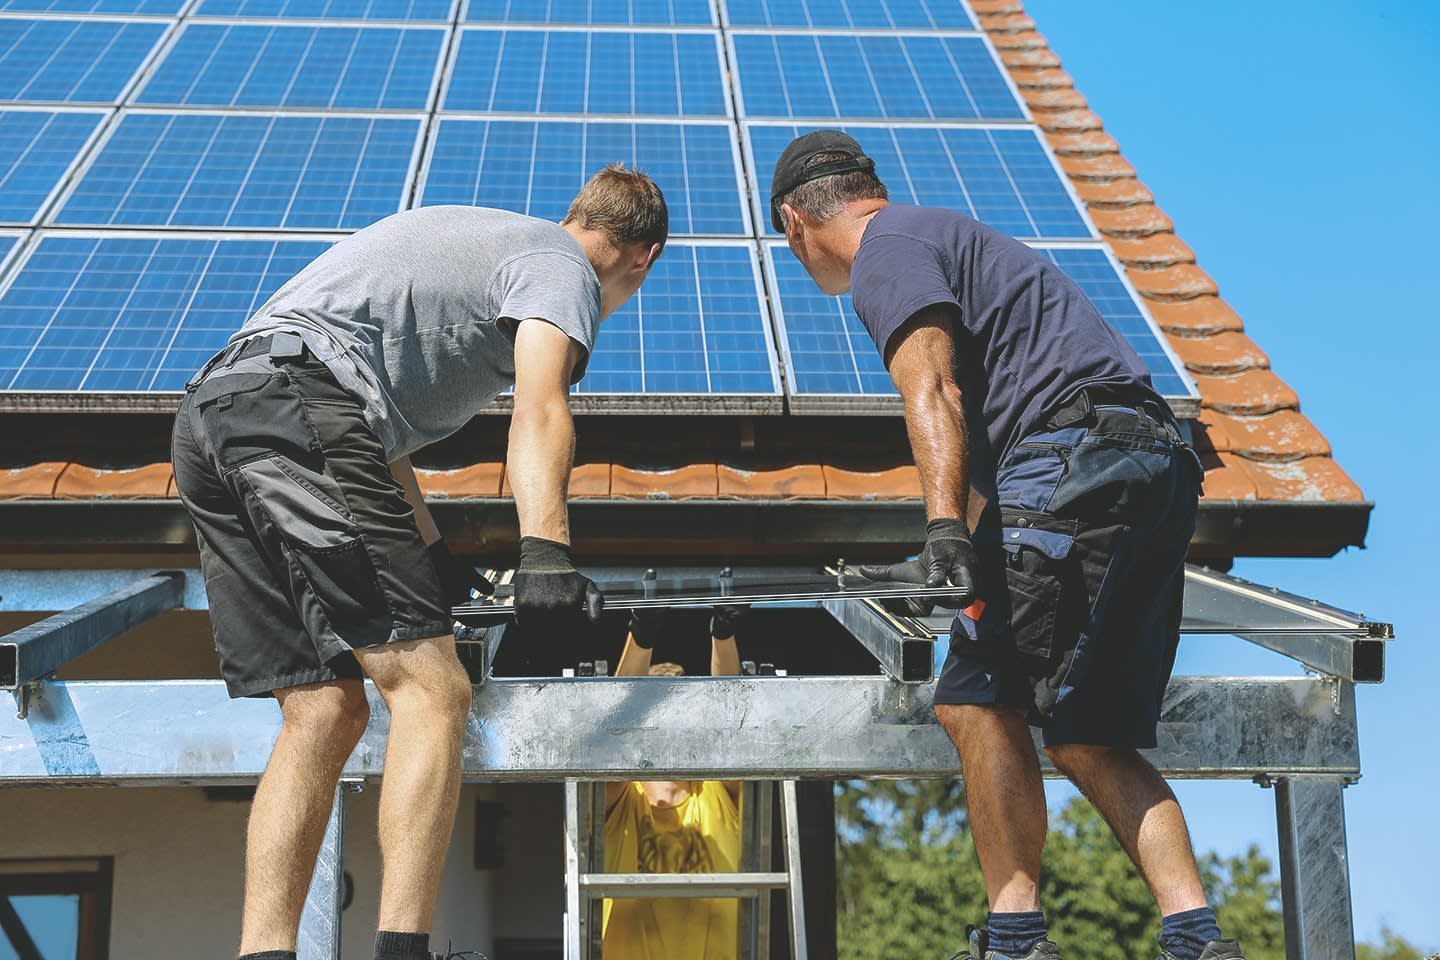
[0,782,564,959]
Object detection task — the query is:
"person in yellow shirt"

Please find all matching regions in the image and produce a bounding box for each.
[601,605,747,960]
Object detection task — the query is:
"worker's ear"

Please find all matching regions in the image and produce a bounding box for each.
[641,241,663,271]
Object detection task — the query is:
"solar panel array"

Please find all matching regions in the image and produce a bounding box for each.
[0,0,1197,413]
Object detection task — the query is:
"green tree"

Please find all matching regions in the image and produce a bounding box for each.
[1357,927,1432,960]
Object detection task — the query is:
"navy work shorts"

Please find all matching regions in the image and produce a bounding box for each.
[935,399,1203,749]
[171,336,453,698]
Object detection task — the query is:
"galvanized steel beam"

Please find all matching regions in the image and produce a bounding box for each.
[0,675,1358,784]
[821,597,934,683]
[297,783,350,960]
[1274,777,1356,960]
[1,572,185,691]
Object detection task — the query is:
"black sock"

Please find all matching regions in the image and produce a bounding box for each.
[986,911,1048,957]
[238,953,296,960]
[1160,906,1223,960]
[375,929,429,960]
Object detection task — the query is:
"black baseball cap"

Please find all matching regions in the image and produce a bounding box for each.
[769,129,875,232]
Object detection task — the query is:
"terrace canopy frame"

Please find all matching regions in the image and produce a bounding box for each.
[0,563,1391,960]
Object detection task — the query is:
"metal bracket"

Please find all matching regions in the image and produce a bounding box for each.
[12,680,39,720]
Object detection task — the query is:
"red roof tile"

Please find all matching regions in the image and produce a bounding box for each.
[611,463,718,500]
[718,463,827,500]
[417,463,504,499]
[822,464,923,501]
[54,463,171,499]
[0,462,67,500]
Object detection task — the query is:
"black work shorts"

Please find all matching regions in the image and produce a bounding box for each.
[171,343,452,698]
[935,403,1203,749]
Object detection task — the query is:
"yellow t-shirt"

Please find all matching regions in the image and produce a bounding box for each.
[602,780,742,960]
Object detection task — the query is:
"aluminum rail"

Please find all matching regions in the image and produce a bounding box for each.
[0,674,1357,783]
[580,873,791,899]
[1,572,184,692]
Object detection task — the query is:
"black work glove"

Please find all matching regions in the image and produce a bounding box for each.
[858,518,982,616]
[512,536,604,631]
[627,606,668,650]
[710,604,749,640]
[426,539,494,606]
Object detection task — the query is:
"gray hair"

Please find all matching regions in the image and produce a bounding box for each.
[776,152,888,229]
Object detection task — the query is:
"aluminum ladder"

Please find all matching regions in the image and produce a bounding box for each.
[563,779,808,959]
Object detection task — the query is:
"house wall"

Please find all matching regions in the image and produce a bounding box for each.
[0,782,565,959]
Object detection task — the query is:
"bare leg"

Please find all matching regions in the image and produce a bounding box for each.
[936,704,1047,912]
[1046,744,1208,914]
[240,680,370,955]
[354,634,473,934]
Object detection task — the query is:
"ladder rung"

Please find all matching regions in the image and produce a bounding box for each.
[580,872,790,899]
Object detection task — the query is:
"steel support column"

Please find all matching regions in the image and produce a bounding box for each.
[1274,777,1355,960]
[298,783,350,960]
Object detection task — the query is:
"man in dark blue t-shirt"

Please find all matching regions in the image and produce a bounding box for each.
[771,131,1238,960]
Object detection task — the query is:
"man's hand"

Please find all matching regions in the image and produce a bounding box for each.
[859,518,982,615]
[512,536,603,630]
[426,539,495,606]
[710,604,748,641]
[627,606,667,650]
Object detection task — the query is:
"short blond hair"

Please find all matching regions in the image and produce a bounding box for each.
[563,164,669,250]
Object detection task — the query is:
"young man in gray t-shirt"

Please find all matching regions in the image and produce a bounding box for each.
[171,166,667,960]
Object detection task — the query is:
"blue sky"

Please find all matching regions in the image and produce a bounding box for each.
[1020,0,1439,948]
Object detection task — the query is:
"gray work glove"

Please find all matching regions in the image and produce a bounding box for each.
[858,518,982,616]
[512,536,604,632]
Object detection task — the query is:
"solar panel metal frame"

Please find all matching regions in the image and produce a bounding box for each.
[189,0,459,22]
[438,24,733,119]
[44,106,430,230]
[414,114,754,237]
[0,227,29,282]
[131,19,452,114]
[760,239,1200,418]
[0,226,348,411]
[0,3,180,19]
[741,119,1102,243]
[0,14,175,105]
[717,7,979,33]
[0,105,110,225]
[724,27,1027,125]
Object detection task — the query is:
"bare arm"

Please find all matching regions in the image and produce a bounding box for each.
[614,634,655,677]
[508,319,586,543]
[388,454,441,546]
[885,305,970,522]
[710,635,740,678]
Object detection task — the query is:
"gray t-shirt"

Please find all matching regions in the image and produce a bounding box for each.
[234,205,601,458]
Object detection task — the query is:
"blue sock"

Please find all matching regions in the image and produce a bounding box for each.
[986,911,1048,957]
[1160,907,1223,960]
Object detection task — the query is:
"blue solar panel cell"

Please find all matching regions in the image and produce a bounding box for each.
[0,110,104,224]
[764,242,1192,402]
[731,33,1021,120]
[749,124,1089,239]
[465,0,712,24]
[137,24,445,110]
[0,18,166,104]
[420,119,747,235]
[0,232,19,269]
[445,29,727,116]
[194,0,452,18]
[0,234,333,391]
[54,112,420,229]
[581,243,777,395]
[724,0,974,30]
[1,0,183,13]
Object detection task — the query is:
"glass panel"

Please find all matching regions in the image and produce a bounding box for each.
[0,894,81,960]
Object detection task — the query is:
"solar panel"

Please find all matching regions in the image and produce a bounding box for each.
[136,24,446,111]
[53,111,422,229]
[729,32,1022,120]
[747,123,1090,239]
[419,119,749,235]
[444,28,728,116]
[579,242,779,399]
[193,0,452,18]
[723,0,975,30]
[465,0,712,25]
[762,241,1196,410]
[0,231,22,273]
[1,0,183,13]
[0,18,166,104]
[0,109,105,225]
[0,232,335,391]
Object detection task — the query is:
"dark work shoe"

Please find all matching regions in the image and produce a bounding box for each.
[949,925,1063,960]
[1157,936,1246,960]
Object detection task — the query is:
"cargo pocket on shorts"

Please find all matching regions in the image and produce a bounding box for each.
[998,509,1078,661]
[239,455,390,635]
[194,371,316,468]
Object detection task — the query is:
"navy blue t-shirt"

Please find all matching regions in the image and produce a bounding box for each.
[850,203,1161,467]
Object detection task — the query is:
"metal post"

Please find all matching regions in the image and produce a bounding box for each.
[1274,777,1355,960]
[779,782,807,959]
[298,782,352,960]
[564,780,582,960]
